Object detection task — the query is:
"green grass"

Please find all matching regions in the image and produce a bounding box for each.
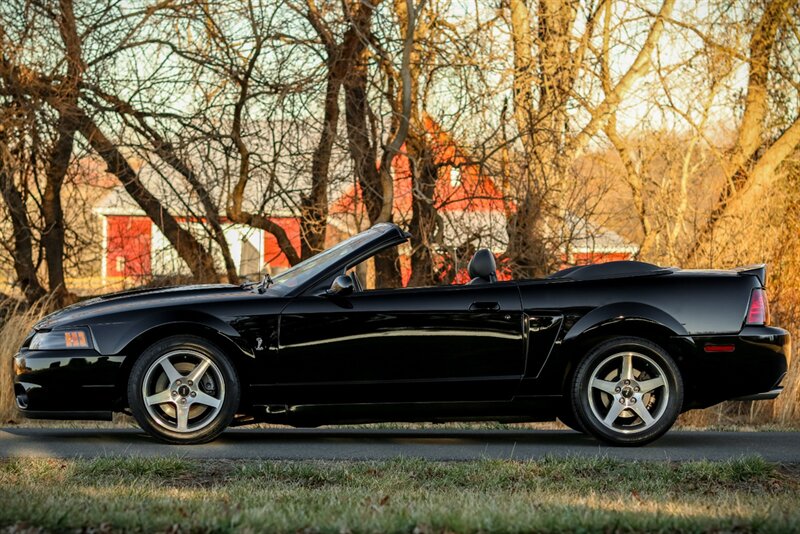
[1,456,798,532]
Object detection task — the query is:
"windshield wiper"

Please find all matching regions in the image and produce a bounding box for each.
[240,273,273,293]
[256,273,273,294]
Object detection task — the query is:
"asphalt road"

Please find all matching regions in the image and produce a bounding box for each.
[1,428,799,461]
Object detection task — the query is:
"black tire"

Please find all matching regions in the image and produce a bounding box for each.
[571,337,683,446]
[557,410,585,434]
[128,335,240,444]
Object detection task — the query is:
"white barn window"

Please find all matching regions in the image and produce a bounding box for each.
[449,166,461,187]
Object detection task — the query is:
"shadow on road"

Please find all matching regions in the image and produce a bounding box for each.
[1,428,798,461]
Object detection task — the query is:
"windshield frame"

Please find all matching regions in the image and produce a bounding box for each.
[263,224,409,297]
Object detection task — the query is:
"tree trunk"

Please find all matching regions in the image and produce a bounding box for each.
[40,0,85,306]
[406,132,439,287]
[0,157,46,304]
[300,64,342,259]
[392,0,438,287]
[76,110,220,282]
[344,70,403,287]
[341,1,403,287]
[41,114,75,306]
[506,0,566,278]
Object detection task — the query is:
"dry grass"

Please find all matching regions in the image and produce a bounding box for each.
[1,456,798,533]
[0,300,53,424]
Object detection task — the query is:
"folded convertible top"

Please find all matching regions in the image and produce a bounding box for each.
[548,260,673,281]
[549,260,768,284]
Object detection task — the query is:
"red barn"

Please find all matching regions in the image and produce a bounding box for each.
[95,185,304,284]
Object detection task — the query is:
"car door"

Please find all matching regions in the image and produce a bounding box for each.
[275,282,525,404]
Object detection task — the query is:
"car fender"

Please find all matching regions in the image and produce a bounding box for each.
[90,309,250,357]
[563,302,688,343]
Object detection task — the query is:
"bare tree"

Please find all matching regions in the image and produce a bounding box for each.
[505,0,675,277]
[684,0,800,263]
[601,0,728,263]
[0,0,225,290]
[0,122,46,303]
[76,109,220,281]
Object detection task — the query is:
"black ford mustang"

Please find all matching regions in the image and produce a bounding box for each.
[13,223,790,445]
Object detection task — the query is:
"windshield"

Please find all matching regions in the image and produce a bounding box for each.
[266,230,381,294]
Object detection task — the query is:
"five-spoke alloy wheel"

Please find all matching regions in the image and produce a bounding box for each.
[128,335,240,444]
[571,337,683,446]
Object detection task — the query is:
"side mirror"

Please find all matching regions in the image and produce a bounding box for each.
[326,274,354,296]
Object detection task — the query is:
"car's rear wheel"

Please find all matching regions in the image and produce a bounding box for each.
[571,337,682,446]
[128,335,240,444]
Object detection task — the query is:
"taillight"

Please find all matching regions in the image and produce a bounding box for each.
[746,288,770,325]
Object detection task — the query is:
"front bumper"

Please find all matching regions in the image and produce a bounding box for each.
[677,325,790,409]
[13,348,126,418]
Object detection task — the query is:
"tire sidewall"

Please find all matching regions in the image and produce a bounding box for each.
[128,335,240,444]
[571,337,683,446]
[557,410,586,434]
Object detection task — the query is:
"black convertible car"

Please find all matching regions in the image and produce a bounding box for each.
[13,223,790,445]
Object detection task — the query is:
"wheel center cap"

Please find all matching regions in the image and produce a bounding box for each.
[621,386,634,398]
[178,385,191,397]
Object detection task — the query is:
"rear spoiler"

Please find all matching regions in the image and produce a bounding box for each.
[734,264,767,286]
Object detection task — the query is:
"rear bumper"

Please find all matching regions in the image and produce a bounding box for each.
[733,387,783,401]
[677,325,790,409]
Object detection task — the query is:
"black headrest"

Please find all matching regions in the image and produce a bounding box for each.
[468,248,497,281]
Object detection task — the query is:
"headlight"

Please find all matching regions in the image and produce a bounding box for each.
[29,328,93,350]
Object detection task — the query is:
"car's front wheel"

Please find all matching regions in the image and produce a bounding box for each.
[557,410,585,434]
[571,337,683,446]
[128,335,240,444]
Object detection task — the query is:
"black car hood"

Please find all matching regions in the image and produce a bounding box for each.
[34,284,245,330]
